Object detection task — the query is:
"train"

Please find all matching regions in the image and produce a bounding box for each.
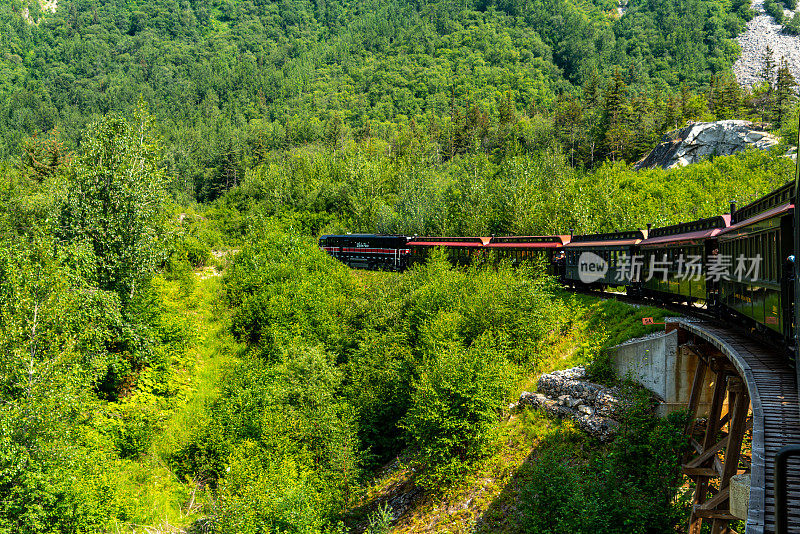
[319,181,798,353]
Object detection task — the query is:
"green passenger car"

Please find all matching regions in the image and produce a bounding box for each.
[639,215,730,304]
[717,182,794,340]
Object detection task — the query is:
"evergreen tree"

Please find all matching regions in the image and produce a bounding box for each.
[760,46,777,93]
[774,57,797,126]
[603,69,632,161]
[709,73,741,119]
[604,69,629,125]
[554,95,585,166]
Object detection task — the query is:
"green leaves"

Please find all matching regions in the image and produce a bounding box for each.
[401,333,513,490]
[58,108,167,302]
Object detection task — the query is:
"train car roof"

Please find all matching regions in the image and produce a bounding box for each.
[718,202,793,237]
[732,181,794,224]
[486,235,571,248]
[407,236,491,247]
[639,215,730,247]
[563,229,646,248]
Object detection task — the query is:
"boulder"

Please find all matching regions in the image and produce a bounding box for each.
[635,120,782,170]
[537,366,623,417]
[516,366,627,442]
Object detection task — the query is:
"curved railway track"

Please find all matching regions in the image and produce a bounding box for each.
[321,179,800,532]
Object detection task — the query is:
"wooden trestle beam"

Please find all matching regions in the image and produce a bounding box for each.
[682,342,752,534]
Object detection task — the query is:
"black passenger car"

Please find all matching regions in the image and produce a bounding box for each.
[319,234,412,271]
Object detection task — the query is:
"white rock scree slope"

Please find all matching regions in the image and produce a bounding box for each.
[734,0,800,88]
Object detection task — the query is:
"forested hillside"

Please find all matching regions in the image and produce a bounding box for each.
[1,0,758,201]
[2,0,800,532]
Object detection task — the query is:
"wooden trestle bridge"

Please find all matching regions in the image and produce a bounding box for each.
[667,319,800,534]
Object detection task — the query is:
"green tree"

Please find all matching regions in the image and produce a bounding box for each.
[603,69,632,161]
[760,46,777,92]
[58,109,166,301]
[773,57,797,127]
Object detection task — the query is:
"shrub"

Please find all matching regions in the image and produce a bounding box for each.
[765,0,785,23]
[115,405,160,459]
[175,345,360,530]
[401,333,514,490]
[520,449,583,534]
[785,13,800,33]
[520,390,690,533]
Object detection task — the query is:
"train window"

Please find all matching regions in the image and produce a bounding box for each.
[773,234,777,281]
[754,236,759,265]
[740,239,745,260]
[775,232,780,281]
[771,232,777,281]
[763,235,769,281]
[769,236,783,280]
[742,238,747,267]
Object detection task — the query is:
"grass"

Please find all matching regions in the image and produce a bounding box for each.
[153,273,240,456]
[109,263,242,532]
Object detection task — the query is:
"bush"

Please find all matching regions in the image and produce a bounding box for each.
[765,0,785,23]
[401,334,514,490]
[520,390,690,533]
[785,13,800,33]
[174,345,360,530]
[115,405,160,459]
[520,449,583,533]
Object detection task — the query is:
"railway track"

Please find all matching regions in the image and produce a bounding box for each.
[575,287,800,533]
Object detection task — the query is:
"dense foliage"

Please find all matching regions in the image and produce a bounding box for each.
[0,0,796,531]
[169,238,575,527]
[0,113,204,532]
[210,142,795,239]
[520,393,689,534]
[0,0,771,201]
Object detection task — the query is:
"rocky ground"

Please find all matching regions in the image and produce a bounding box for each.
[734,0,800,88]
[513,366,623,442]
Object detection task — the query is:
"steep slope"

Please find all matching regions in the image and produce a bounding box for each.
[734,0,800,87]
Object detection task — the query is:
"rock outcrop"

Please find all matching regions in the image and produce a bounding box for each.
[635,120,781,170]
[513,366,623,442]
